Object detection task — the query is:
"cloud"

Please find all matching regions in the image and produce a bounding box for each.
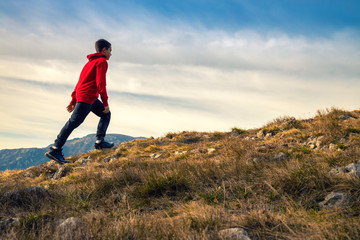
[0,1,359,149]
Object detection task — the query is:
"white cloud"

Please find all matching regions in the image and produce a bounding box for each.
[0,4,359,149]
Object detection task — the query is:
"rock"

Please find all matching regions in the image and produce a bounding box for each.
[319,192,350,209]
[207,148,216,154]
[264,132,273,139]
[279,117,297,130]
[218,227,251,240]
[0,217,20,232]
[201,135,211,140]
[56,217,86,240]
[329,166,347,176]
[309,144,316,149]
[150,153,162,159]
[3,186,50,208]
[175,151,187,156]
[53,165,70,180]
[329,161,360,177]
[339,114,356,120]
[22,169,36,178]
[75,157,89,165]
[231,131,240,137]
[329,143,336,151]
[345,162,360,176]
[257,130,265,139]
[246,158,260,164]
[349,133,358,137]
[272,152,287,161]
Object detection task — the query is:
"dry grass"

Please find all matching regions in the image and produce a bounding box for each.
[1,107,360,239]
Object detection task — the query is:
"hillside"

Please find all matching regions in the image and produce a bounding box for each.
[1,108,360,239]
[0,134,144,171]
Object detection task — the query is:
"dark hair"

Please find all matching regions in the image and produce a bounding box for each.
[95,39,111,52]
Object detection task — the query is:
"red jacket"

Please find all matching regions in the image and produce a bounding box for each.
[70,53,109,107]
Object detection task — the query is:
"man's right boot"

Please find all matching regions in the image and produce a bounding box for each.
[45,146,70,164]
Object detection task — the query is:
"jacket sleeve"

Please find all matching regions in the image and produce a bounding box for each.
[69,89,77,105]
[96,61,109,107]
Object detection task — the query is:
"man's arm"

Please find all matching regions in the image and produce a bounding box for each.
[96,61,109,112]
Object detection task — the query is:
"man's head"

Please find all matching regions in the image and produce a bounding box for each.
[95,39,112,60]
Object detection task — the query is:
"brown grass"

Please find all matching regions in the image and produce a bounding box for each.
[1,107,360,239]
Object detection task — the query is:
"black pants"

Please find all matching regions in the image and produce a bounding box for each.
[54,99,111,149]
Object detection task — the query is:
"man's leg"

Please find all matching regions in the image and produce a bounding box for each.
[91,99,111,142]
[91,99,113,149]
[54,102,92,149]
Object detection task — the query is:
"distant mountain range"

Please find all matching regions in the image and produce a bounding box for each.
[0,134,145,171]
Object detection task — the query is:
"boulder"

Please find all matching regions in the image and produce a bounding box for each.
[319,192,349,209]
[55,217,86,240]
[2,186,50,208]
[218,227,251,240]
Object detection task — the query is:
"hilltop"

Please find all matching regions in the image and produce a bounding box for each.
[1,108,360,239]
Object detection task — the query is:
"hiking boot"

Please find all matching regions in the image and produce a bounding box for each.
[94,140,114,150]
[45,147,69,164]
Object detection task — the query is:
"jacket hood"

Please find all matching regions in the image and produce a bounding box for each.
[87,52,106,61]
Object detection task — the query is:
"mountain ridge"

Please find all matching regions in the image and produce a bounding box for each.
[0,133,145,171]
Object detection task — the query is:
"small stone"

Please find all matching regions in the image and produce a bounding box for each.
[339,115,355,120]
[257,130,265,139]
[218,227,251,240]
[272,152,287,161]
[264,133,273,139]
[150,153,162,159]
[319,192,349,209]
[231,131,240,137]
[309,144,316,149]
[53,165,70,180]
[207,148,216,154]
[329,166,347,176]
[329,143,336,151]
[75,157,88,165]
[246,158,260,164]
[175,151,187,156]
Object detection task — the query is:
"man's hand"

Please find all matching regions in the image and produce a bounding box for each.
[66,104,75,113]
[103,106,110,114]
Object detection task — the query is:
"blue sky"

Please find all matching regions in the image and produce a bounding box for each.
[0,0,359,149]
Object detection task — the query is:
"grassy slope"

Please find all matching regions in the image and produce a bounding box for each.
[1,107,360,239]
